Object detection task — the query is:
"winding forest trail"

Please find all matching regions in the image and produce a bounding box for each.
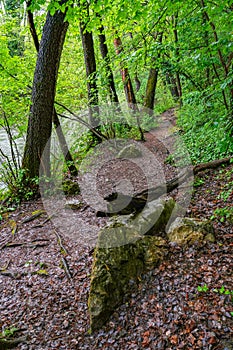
[0,108,232,349]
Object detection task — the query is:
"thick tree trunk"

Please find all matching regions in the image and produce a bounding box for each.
[99,25,119,104]
[26,4,78,176]
[22,4,68,179]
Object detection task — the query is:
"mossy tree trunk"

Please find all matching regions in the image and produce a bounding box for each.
[22,3,68,179]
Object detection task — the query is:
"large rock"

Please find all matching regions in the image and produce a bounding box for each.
[88,228,167,331]
[88,198,175,331]
[167,217,215,245]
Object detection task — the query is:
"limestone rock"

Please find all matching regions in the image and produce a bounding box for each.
[88,227,167,331]
[88,198,175,332]
[167,217,215,245]
[117,144,142,159]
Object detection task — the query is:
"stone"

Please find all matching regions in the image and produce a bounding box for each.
[64,199,83,210]
[167,217,215,245]
[88,197,175,331]
[117,144,142,158]
[88,226,167,331]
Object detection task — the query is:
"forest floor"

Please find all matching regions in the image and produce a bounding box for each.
[0,109,232,350]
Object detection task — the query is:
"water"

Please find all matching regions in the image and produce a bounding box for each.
[0,129,25,189]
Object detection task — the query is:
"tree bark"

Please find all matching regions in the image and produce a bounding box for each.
[26,3,78,176]
[113,36,144,140]
[99,25,119,104]
[80,13,100,133]
[22,2,68,178]
[144,32,163,111]
[113,36,137,107]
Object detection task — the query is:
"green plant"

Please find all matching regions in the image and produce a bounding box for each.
[213,286,233,296]
[211,207,233,222]
[197,284,209,292]
[193,177,205,187]
[0,326,19,338]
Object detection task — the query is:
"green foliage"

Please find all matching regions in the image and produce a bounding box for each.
[193,177,205,187]
[177,101,233,163]
[0,326,19,338]
[0,167,39,203]
[197,284,233,317]
[197,284,209,293]
[211,207,233,223]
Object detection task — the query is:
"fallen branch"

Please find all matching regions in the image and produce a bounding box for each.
[1,241,48,249]
[98,156,232,216]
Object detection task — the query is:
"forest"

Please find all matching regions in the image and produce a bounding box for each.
[0,0,232,349]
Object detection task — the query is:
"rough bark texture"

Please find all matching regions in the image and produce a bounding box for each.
[114,36,144,140]
[26,6,78,176]
[144,67,159,110]
[113,37,137,107]
[22,6,68,178]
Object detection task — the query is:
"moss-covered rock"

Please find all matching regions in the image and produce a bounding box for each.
[62,179,80,195]
[88,199,174,332]
[167,217,215,245]
[88,226,167,331]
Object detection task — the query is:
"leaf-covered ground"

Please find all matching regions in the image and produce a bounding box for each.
[0,112,232,349]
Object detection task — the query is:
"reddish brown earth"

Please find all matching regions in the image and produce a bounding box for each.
[0,109,232,349]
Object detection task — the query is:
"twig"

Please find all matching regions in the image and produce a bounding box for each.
[0,259,11,271]
[22,211,45,224]
[61,257,72,280]
[54,229,68,255]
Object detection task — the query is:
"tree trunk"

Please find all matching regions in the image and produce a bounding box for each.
[99,25,119,104]
[173,14,182,106]
[26,2,78,176]
[113,36,137,107]
[22,3,68,179]
[144,33,163,111]
[114,36,144,140]
[80,18,100,132]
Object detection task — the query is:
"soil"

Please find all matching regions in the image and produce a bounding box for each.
[0,109,232,349]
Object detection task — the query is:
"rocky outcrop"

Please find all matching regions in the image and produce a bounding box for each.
[88,231,167,331]
[88,198,216,332]
[88,198,174,331]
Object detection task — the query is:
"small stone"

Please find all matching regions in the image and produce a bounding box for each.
[64,199,83,210]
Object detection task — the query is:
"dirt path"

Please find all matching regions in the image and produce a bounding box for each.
[0,109,232,349]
